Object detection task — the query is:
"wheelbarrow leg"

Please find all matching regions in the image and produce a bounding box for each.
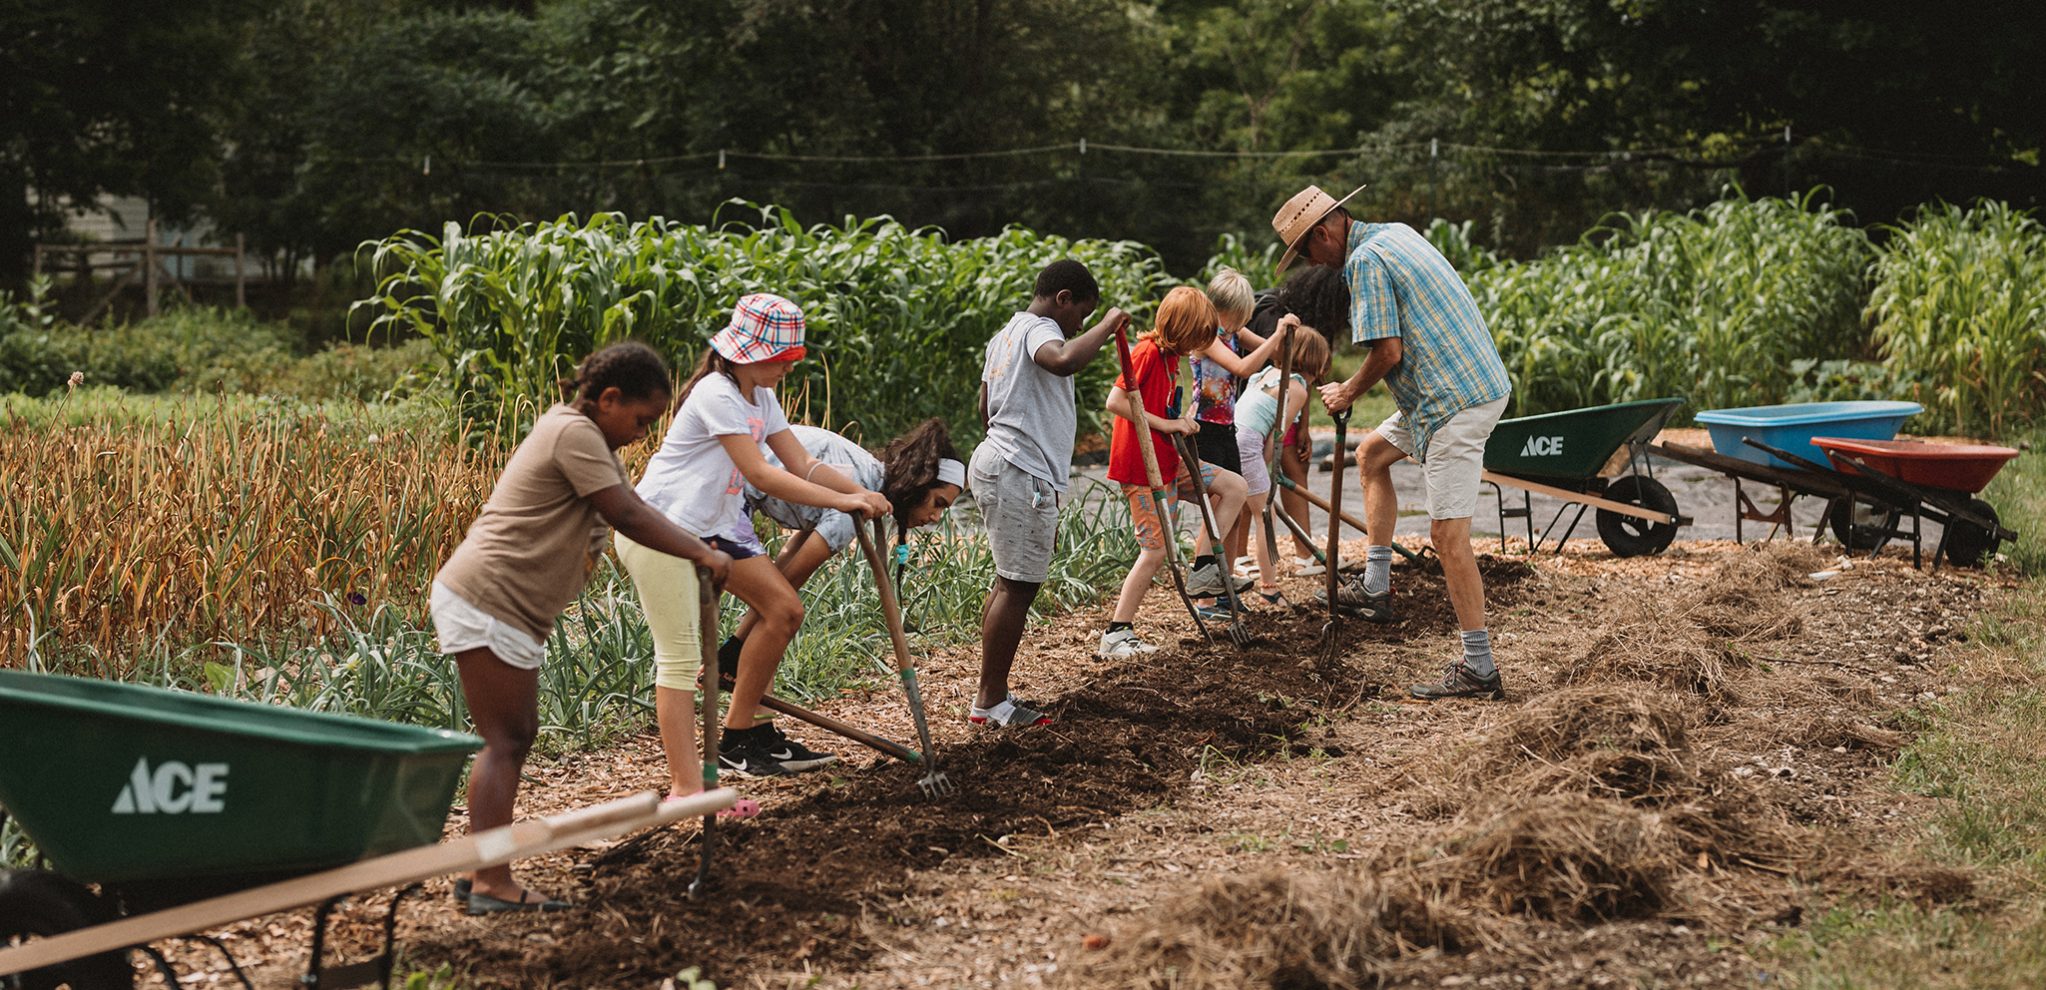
[185,933,255,990]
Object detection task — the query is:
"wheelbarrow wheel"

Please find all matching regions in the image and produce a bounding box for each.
[1595,476,1679,557]
[0,869,133,989]
[1828,498,1900,551]
[1943,498,2001,568]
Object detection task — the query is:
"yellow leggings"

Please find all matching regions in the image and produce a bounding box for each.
[615,532,702,694]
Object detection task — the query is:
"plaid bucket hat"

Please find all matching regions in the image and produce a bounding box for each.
[709,293,808,363]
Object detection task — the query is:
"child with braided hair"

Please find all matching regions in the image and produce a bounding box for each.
[432,341,734,915]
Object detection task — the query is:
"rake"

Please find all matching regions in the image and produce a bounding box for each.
[1172,433,1251,648]
[1112,323,1213,646]
[854,519,956,799]
[688,563,722,899]
[1320,409,1351,662]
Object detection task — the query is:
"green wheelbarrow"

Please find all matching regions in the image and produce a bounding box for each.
[1481,397,1691,557]
[0,670,734,989]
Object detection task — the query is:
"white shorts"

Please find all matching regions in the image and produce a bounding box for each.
[1375,396,1508,521]
[430,581,546,670]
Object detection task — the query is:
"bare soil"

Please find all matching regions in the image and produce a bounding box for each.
[135,540,2002,989]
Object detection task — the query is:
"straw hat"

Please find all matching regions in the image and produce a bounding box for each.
[1271,183,1366,274]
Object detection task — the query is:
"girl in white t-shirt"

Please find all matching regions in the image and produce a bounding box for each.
[622,293,889,786]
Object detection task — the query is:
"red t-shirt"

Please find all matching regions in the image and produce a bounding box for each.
[1108,337,1181,487]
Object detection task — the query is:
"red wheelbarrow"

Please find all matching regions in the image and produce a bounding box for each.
[1810,437,2021,568]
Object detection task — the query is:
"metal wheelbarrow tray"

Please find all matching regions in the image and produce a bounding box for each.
[0,671,737,989]
[1480,397,1690,557]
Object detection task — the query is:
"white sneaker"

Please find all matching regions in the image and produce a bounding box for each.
[1097,628,1160,658]
[1291,556,1326,577]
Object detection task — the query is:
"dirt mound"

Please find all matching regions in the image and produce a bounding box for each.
[1420,794,1678,923]
[1683,544,1819,641]
[1553,610,1742,697]
[1057,870,1472,990]
[399,611,1363,987]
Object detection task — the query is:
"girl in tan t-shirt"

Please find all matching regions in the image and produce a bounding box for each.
[432,342,739,915]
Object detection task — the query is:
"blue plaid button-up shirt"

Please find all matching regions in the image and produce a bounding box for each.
[1344,221,1511,460]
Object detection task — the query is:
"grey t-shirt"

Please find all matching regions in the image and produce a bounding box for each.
[979,311,1074,492]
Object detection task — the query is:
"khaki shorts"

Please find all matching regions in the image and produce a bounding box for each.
[1375,396,1508,521]
[431,582,546,670]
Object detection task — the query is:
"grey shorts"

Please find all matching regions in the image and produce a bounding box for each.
[969,444,1059,583]
[743,494,861,554]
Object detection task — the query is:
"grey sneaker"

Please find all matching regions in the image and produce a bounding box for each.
[1185,562,1254,597]
[1315,577,1394,623]
[1096,628,1160,658]
[1408,662,1505,701]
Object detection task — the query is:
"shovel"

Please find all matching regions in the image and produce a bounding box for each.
[688,563,722,899]
[1172,434,1251,648]
[854,519,956,799]
[1320,409,1350,661]
[1112,323,1212,645]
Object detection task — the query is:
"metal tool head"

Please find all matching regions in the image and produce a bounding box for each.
[918,770,958,799]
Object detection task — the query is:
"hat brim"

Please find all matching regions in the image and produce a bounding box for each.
[1275,183,1367,275]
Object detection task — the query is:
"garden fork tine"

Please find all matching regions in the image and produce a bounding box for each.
[688,563,722,899]
[855,519,955,799]
[1320,409,1351,661]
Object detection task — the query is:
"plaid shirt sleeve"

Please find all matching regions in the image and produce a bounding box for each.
[1346,249,1401,344]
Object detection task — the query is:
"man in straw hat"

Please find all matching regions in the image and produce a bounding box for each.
[1271,184,1512,701]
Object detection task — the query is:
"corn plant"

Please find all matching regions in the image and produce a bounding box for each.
[1868,201,2046,437]
[358,203,1178,442]
[1467,188,1875,417]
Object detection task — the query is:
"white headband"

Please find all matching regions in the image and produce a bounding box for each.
[937,457,967,488]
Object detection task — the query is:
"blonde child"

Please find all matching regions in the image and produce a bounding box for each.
[621,294,891,783]
[1096,286,1250,658]
[432,342,734,915]
[1195,267,1282,590]
[1235,324,1332,602]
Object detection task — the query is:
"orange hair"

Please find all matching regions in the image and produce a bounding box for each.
[1141,286,1218,356]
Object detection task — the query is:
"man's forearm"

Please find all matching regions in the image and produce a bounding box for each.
[1346,340,1401,396]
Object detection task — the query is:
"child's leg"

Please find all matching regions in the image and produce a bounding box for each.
[1190,465,1247,558]
[619,534,710,794]
[1226,511,1251,569]
[730,530,832,654]
[721,556,803,729]
[1111,486,1170,621]
[1244,491,1277,590]
[1280,439,1314,558]
[453,647,540,900]
[978,576,1040,709]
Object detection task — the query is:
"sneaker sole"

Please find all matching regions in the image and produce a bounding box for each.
[1408,686,1507,701]
[775,755,838,772]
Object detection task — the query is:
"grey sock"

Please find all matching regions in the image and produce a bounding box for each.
[1461,629,1496,678]
[1362,545,1395,596]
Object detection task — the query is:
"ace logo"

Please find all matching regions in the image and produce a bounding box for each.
[1520,435,1565,458]
[111,757,230,814]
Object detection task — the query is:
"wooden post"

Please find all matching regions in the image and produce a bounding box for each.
[31,245,42,278]
[234,233,247,309]
[143,217,159,317]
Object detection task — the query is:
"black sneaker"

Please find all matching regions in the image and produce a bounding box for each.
[1315,577,1394,623]
[760,722,838,772]
[1408,662,1505,701]
[717,727,791,778]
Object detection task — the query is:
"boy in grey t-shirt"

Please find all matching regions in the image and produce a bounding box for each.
[968,259,1128,728]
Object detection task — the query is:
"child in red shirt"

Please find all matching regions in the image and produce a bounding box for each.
[1097,286,1250,658]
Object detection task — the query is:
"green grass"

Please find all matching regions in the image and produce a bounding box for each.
[1765,442,2046,986]
[1981,429,2046,575]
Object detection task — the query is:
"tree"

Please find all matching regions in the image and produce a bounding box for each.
[0,0,263,283]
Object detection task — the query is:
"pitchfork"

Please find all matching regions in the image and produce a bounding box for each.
[1320,408,1351,662]
[855,519,956,799]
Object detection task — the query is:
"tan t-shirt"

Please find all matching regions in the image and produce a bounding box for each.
[435,404,629,642]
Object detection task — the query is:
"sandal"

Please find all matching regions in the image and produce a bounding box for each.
[466,887,572,915]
